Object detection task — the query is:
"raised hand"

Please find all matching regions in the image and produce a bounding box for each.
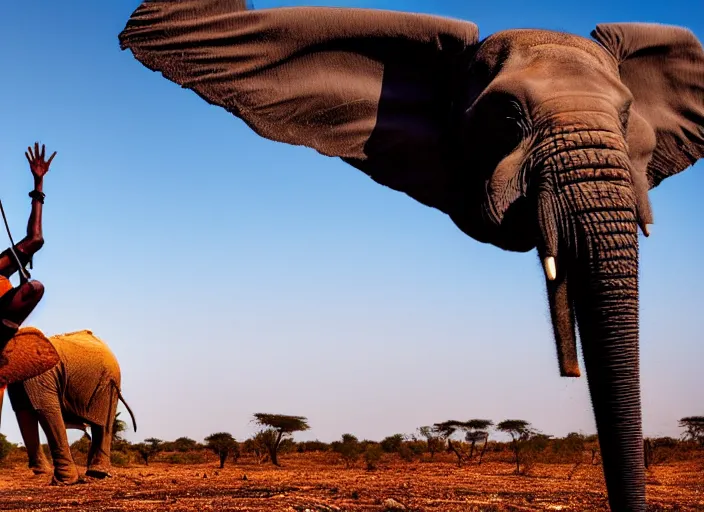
[25,143,56,180]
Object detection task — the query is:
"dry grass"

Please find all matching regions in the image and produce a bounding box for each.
[0,452,702,511]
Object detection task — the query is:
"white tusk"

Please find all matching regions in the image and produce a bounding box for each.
[643,224,652,237]
[544,256,557,281]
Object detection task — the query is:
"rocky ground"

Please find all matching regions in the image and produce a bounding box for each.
[0,453,702,511]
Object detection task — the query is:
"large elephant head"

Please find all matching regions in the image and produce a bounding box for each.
[118,2,704,510]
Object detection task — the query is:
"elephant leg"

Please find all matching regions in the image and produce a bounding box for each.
[86,424,112,478]
[14,409,52,474]
[35,406,79,485]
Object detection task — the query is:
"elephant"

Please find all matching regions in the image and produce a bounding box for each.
[0,328,137,484]
[118,2,704,510]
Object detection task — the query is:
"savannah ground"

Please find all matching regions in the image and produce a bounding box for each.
[0,451,702,511]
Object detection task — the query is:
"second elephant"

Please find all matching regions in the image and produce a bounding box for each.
[0,328,136,484]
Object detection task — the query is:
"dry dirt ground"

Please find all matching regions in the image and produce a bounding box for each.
[0,454,702,511]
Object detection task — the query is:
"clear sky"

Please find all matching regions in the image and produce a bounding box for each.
[0,0,701,447]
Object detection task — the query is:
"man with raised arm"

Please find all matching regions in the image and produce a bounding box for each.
[0,142,56,345]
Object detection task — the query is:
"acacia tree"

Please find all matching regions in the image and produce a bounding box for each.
[496,420,537,474]
[433,420,472,467]
[204,432,239,468]
[135,438,163,465]
[679,416,704,446]
[252,413,310,466]
[465,419,493,464]
[418,426,444,459]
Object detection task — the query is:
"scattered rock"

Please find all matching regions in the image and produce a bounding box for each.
[202,473,208,479]
[242,474,248,481]
[383,498,406,511]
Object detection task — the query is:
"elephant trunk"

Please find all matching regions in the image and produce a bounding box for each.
[537,141,646,511]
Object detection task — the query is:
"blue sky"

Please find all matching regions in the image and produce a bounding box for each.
[0,0,701,447]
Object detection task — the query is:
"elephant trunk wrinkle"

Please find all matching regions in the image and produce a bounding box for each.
[535,138,646,509]
[569,182,644,511]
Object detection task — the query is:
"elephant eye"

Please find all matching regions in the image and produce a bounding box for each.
[619,102,632,134]
[462,93,527,175]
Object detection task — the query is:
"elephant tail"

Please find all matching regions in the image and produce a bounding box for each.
[111,380,137,433]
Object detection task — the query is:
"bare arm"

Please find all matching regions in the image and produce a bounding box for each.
[0,143,55,278]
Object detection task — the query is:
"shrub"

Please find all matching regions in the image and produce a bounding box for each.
[173,437,200,452]
[518,434,552,475]
[297,440,330,453]
[364,444,384,470]
[380,434,404,453]
[0,434,17,462]
[111,451,132,467]
[552,433,586,463]
[397,443,415,462]
[278,438,296,454]
[70,434,91,455]
[242,434,269,464]
[331,434,361,468]
[163,452,209,464]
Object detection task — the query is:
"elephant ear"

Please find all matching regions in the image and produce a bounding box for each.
[0,327,59,386]
[118,0,479,214]
[591,23,704,189]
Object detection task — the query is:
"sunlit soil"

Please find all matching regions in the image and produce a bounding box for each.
[0,453,702,511]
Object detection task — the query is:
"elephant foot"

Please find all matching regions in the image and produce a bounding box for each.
[49,465,80,486]
[30,465,52,475]
[86,468,112,479]
[50,475,81,486]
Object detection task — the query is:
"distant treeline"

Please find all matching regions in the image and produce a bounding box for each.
[1,414,701,476]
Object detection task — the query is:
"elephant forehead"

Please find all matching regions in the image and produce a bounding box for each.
[476,29,619,74]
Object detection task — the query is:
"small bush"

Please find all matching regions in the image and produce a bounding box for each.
[172,437,200,452]
[552,433,585,463]
[364,444,384,470]
[380,434,404,453]
[398,443,415,462]
[163,452,208,464]
[297,440,330,453]
[70,434,91,455]
[111,451,132,467]
[0,434,17,462]
[332,434,361,468]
